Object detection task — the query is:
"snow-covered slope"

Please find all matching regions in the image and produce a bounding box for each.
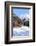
[13,26,30,36]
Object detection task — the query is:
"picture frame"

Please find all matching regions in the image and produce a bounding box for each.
[5,1,35,44]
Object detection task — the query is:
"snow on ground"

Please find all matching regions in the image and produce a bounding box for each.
[13,26,31,36]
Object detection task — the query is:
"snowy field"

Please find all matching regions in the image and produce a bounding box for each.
[13,26,30,36]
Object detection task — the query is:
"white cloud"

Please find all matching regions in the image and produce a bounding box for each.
[18,9,32,20]
[18,13,30,20]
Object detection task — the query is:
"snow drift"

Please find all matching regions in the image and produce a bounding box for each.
[13,26,30,36]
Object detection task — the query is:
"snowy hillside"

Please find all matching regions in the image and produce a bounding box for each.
[13,26,30,36]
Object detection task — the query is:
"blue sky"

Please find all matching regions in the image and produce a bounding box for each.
[12,8,31,19]
[13,8,29,16]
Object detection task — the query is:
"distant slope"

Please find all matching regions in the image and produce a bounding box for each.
[12,13,23,27]
[12,13,29,27]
